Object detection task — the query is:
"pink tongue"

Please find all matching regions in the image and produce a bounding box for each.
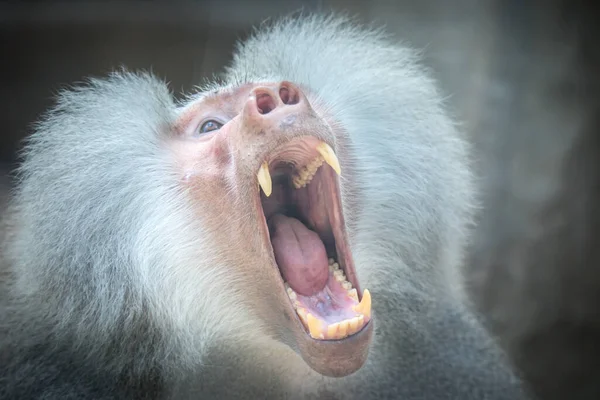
[269,214,329,296]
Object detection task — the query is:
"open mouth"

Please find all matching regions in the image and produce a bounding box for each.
[257,136,371,341]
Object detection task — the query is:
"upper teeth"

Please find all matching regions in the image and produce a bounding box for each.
[257,141,341,196]
[257,161,272,197]
[292,156,323,188]
[316,142,341,176]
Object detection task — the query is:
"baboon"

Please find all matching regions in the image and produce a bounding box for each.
[0,15,527,399]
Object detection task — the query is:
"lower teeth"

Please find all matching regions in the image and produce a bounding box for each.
[284,258,370,340]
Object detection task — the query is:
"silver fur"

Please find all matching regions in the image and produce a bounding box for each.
[1,14,528,399]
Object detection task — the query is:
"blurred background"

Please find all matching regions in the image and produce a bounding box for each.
[1,1,598,399]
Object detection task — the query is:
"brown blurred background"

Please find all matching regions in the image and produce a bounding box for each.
[1,1,599,399]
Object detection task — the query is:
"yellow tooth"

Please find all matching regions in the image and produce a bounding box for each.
[348,317,360,335]
[287,290,297,302]
[327,322,339,339]
[348,288,358,302]
[257,161,272,197]
[297,307,308,324]
[342,281,352,290]
[309,159,322,173]
[316,142,341,176]
[337,320,348,338]
[356,315,365,332]
[307,313,324,339]
[353,289,372,318]
[332,262,340,270]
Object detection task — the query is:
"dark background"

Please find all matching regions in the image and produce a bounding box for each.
[1,1,599,399]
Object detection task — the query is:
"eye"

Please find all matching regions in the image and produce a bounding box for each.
[198,120,223,135]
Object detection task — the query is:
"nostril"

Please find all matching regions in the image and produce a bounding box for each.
[256,92,276,114]
[279,85,299,105]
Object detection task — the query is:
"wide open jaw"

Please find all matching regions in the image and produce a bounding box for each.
[257,136,372,342]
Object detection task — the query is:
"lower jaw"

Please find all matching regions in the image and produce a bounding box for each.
[254,138,373,374]
[291,309,375,378]
[285,257,371,341]
[271,249,374,377]
[263,167,370,342]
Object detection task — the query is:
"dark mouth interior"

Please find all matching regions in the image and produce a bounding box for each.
[262,161,336,292]
[258,143,369,341]
[265,165,320,227]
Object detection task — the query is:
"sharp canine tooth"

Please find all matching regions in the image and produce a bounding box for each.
[257,161,272,197]
[307,313,323,339]
[316,142,341,175]
[353,289,372,318]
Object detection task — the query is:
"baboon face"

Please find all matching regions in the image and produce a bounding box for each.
[172,81,373,377]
